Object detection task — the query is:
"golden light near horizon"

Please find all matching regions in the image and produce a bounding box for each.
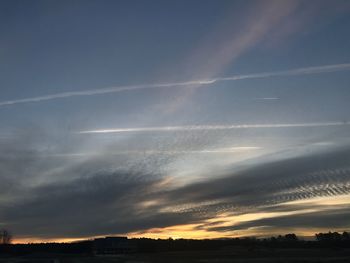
[129,194,350,240]
[12,194,350,243]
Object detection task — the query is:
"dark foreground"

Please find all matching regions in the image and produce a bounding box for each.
[2,248,350,263]
[1,232,350,262]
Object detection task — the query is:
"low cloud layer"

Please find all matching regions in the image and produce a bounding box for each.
[1,129,349,240]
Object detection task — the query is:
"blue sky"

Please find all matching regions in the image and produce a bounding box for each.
[0,0,350,242]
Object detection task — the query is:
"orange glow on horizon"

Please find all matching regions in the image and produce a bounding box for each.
[12,226,346,244]
[11,194,350,243]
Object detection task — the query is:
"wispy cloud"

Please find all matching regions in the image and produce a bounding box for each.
[78,121,350,134]
[0,63,349,107]
[50,147,262,158]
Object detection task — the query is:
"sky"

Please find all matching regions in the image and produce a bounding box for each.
[0,0,350,243]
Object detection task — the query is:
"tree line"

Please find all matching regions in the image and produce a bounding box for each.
[0,230,349,255]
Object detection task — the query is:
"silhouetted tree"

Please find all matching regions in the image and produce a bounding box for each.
[0,229,12,244]
[315,231,342,242]
[284,233,298,241]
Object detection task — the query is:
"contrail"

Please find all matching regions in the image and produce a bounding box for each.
[79,121,350,134]
[217,63,350,81]
[1,63,350,107]
[50,147,262,157]
[253,97,280,101]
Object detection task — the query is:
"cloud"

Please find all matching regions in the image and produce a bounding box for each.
[161,147,350,207]
[208,207,350,232]
[1,173,184,238]
[78,121,350,134]
[50,146,262,157]
[1,128,350,240]
[0,63,349,107]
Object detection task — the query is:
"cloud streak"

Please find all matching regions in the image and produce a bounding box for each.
[49,147,262,158]
[0,63,350,107]
[78,121,350,134]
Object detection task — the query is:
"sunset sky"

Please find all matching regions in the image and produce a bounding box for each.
[1,0,350,243]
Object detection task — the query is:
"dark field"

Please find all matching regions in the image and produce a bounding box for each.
[2,248,350,263]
